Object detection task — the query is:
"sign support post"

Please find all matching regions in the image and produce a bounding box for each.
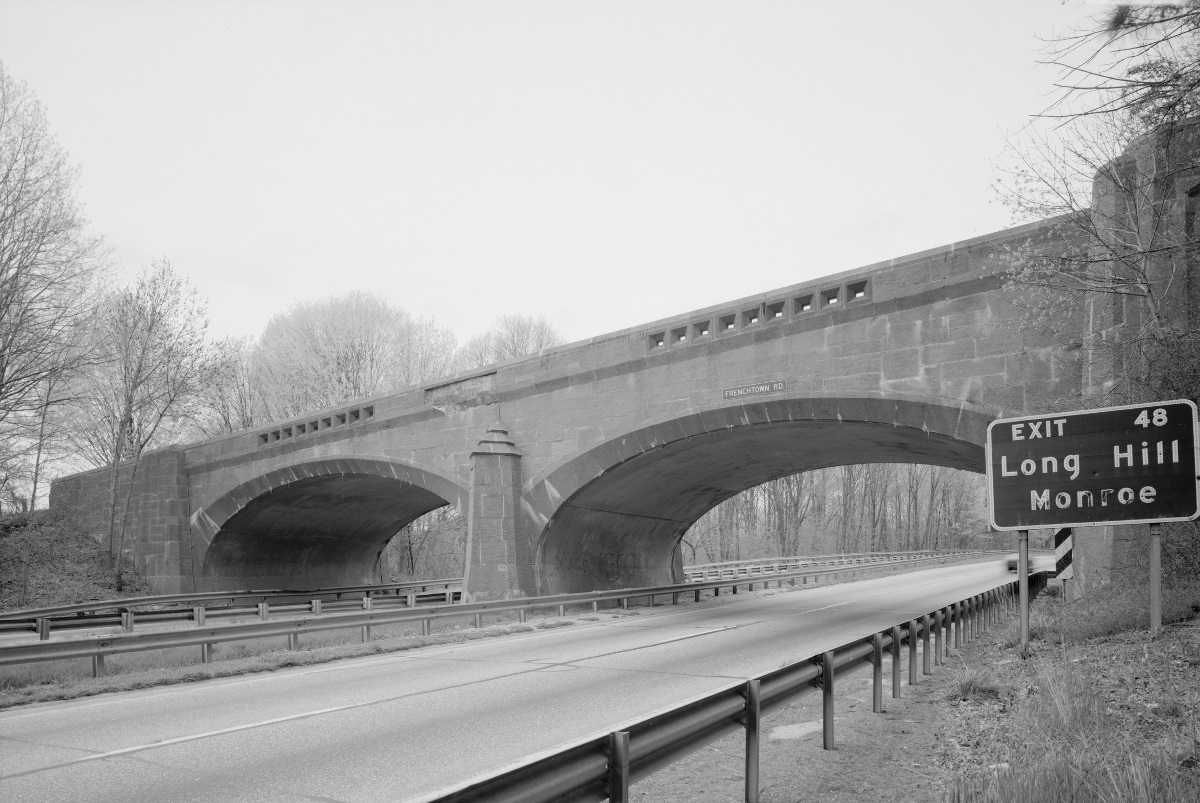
[1150,522,1162,636]
[1018,529,1030,650]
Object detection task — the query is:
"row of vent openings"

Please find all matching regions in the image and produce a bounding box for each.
[258,405,375,446]
[649,280,869,349]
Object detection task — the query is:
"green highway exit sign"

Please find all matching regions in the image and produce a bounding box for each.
[987,400,1200,531]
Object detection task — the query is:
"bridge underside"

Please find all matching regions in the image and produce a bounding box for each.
[204,475,449,589]
[536,401,987,594]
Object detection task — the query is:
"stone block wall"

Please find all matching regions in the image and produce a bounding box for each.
[49,448,191,593]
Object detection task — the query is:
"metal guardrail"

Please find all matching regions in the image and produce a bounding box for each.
[0,552,976,638]
[683,550,975,581]
[0,578,462,637]
[0,552,984,675]
[416,572,1047,803]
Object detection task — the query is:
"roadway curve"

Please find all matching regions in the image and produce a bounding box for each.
[0,561,1019,802]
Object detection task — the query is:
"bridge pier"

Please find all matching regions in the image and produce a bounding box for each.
[462,426,528,600]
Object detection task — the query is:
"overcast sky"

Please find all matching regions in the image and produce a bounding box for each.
[0,1,1110,347]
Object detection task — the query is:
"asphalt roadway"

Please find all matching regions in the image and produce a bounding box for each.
[0,560,1021,802]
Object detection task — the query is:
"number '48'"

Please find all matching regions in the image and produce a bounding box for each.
[1135,408,1169,428]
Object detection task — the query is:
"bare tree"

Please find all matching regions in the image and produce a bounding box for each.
[252,291,456,421]
[997,7,1200,404]
[1010,5,1200,586]
[455,314,564,370]
[193,337,261,437]
[0,61,105,505]
[66,260,225,581]
[760,473,814,556]
[684,463,986,564]
[380,507,465,580]
[1040,4,1200,128]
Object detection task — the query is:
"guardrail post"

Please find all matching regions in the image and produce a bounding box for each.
[591,600,599,614]
[36,617,49,640]
[518,609,527,623]
[474,613,483,628]
[695,588,702,602]
[672,592,680,605]
[744,679,761,803]
[941,606,951,659]
[890,625,901,698]
[953,602,961,648]
[92,654,105,677]
[311,599,322,615]
[620,597,629,610]
[192,606,206,626]
[289,633,299,650]
[922,614,932,675]
[361,596,373,642]
[407,593,416,607]
[872,633,883,713]
[609,731,630,803]
[121,611,134,632]
[908,620,918,686]
[557,604,566,617]
[258,602,269,620]
[421,618,431,636]
[822,650,835,750]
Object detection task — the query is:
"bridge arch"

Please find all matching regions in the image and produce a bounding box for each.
[193,457,468,590]
[524,393,1002,594]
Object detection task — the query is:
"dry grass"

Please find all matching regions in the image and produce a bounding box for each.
[0,514,152,610]
[944,583,1200,802]
[950,668,1014,703]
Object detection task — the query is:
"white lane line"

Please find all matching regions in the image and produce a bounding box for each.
[525,626,736,666]
[2,704,357,778]
[0,660,554,781]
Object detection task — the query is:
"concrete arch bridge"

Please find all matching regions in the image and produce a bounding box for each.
[49,216,1082,598]
[55,116,1200,600]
